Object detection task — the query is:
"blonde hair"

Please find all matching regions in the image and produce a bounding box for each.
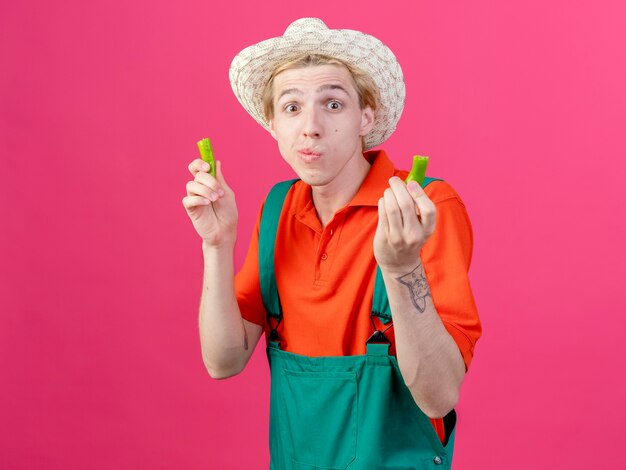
[261,54,380,121]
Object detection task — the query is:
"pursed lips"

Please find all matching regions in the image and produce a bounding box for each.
[298,148,322,162]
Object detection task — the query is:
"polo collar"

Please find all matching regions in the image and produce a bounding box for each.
[348,150,395,207]
[291,150,396,233]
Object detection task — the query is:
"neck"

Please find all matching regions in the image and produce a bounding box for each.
[311,154,371,228]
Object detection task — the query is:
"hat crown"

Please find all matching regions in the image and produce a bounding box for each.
[284,18,329,36]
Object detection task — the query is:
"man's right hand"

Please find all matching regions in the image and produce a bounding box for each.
[182,159,238,247]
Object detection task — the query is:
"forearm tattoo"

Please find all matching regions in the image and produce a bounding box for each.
[396,263,431,314]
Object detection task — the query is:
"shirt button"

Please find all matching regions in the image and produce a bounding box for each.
[321,252,328,261]
[433,456,443,465]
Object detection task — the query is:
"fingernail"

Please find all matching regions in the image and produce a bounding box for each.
[407,181,419,192]
[202,163,210,170]
[218,189,225,197]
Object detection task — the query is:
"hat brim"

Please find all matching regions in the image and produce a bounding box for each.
[229,18,405,150]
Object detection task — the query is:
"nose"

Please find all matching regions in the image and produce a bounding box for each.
[302,107,322,139]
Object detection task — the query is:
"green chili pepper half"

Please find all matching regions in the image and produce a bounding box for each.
[196,138,216,177]
[405,155,429,186]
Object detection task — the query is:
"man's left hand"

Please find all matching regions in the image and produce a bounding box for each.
[373,177,436,273]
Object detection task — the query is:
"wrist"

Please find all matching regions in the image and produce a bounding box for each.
[379,255,424,278]
[202,237,236,254]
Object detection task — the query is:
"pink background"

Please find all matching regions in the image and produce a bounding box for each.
[2,1,625,468]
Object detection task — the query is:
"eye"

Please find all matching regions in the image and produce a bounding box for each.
[327,101,342,110]
[285,104,299,113]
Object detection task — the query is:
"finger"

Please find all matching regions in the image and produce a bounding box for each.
[388,177,420,234]
[407,180,436,233]
[406,179,427,203]
[408,180,428,218]
[214,160,232,192]
[182,195,211,209]
[377,196,390,236]
[416,197,436,234]
[194,171,225,198]
[188,158,211,176]
[383,188,403,243]
[186,180,221,202]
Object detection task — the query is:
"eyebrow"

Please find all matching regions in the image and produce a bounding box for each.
[277,88,302,101]
[317,84,350,95]
[276,84,351,101]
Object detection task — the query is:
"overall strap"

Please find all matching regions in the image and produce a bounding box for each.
[258,179,299,322]
[371,176,442,325]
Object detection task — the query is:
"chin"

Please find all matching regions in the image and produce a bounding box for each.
[295,172,329,187]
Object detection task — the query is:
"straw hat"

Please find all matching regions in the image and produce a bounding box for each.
[229,18,405,150]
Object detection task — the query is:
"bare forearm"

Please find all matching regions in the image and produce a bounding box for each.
[198,241,249,378]
[382,260,465,418]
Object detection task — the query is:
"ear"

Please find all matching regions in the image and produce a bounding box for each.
[359,106,375,136]
[269,119,277,140]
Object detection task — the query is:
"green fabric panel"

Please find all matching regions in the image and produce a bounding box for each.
[366,343,390,356]
[258,179,298,320]
[267,345,456,469]
[423,176,441,186]
[371,177,443,324]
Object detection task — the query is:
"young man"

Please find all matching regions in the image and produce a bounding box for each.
[183,18,481,469]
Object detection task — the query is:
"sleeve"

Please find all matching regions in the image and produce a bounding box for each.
[421,187,482,372]
[234,203,267,328]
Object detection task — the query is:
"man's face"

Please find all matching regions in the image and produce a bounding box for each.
[269,64,375,189]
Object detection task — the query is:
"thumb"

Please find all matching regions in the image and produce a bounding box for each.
[214,160,232,191]
[406,180,425,201]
